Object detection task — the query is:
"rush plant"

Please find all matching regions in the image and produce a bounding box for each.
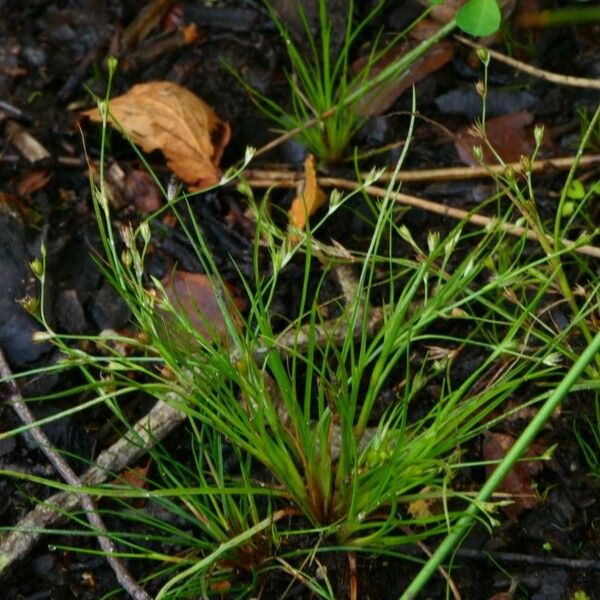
[234,0,501,162]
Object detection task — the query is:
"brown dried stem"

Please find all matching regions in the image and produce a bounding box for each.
[245,154,600,185]
[0,346,153,600]
[455,35,600,90]
[245,175,600,259]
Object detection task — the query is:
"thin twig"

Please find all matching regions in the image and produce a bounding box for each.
[0,347,152,600]
[245,154,600,185]
[245,176,600,259]
[0,99,27,120]
[455,35,600,90]
[0,394,185,582]
[348,552,358,600]
[455,548,600,571]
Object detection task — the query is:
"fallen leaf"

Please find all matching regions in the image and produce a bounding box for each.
[483,431,544,517]
[122,0,173,50]
[354,40,454,117]
[288,154,326,230]
[408,487,441,519]
[416,0,466,25]
[112,459,152,507]
[125,169,163,213]
[210,580,232,594]
[82,81,230,189]
[488,580,517,600]
[161,271,244,345]
[455,112,535,166]
[114,459,152,489]
[16,169,53,196]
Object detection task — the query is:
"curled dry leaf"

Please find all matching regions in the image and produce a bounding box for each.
[288,154,326,230]
[82,81,230,189]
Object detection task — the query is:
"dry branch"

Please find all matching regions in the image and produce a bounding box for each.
[456,35,600,90]
[245,175,600,259]
[0,346,154,599]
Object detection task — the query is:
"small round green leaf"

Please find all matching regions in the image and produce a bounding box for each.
[456,0,501,37]
[561,201,575,217]
[566,180,585,200]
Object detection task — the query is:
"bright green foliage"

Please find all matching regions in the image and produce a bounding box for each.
[2,49,599,600]
[234,0,502,162]
[231,0,369,161]
[13,114,594,596]
[456,0,502,36]
[234,0,455,162]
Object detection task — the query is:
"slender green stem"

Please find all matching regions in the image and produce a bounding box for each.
[554,103,600,246]
[400,330,600,600]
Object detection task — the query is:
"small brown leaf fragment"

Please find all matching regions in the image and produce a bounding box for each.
[488,579,517,600]
[122,0,175,50]
[417,0,466,25]
[81,81,230,189]
[16,169,53,196]
[355,41,454,117]
[125,169,163,214]
[455,112,535,166]
[288,154,326,230]
[112,459,152,507]
[483,431,544,517]
[408,487,441,520]
[161,271,244,345]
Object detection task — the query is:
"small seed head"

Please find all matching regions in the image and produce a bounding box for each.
[19,295,39,315]
[139,221,151,245]
[30,258,43,278]
[476,48,490,66]
[121,249,133,268]
[107,56,118,75]
[520,155,531,173]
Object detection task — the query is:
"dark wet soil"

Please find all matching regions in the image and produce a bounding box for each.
[1,1,599,598]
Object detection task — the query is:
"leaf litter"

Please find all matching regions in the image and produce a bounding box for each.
[82,81,231,189]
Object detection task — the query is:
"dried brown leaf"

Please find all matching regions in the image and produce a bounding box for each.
[355,40,454,117]
[16,169,53,196]
[82,81,230,189]
[162,271,244,344]
[288,154,326,230]
[483,431,544,517]
[125,169,163,214]
[455,112,535,166]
